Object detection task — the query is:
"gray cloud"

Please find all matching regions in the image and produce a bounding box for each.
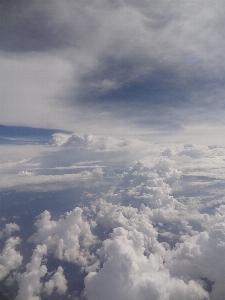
[2,0,225,104]
[1,0,225,136]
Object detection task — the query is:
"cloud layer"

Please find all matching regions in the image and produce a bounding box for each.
[1,0,225,140]
[1,133,225,299]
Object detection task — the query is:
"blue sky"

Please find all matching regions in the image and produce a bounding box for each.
[1,0,225,144]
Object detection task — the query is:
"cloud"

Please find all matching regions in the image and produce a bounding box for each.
[0,133,156,192]
[43,266,68,296]
[104,158,180,208]
[3,133,225,298]
[0,167,104,192]
[29,208,99,271]
[0,237,23,281]
[16,244,47,300]
[1,0,225,139]
[0,53,74,130]
[165,221,225,300]
[84,227,209,300]
[0,223,20,239]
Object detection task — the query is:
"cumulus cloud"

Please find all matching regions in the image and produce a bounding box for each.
[104,158,180,208]
[0,237,23,281]
[44,266,67,295]
[50,133,132,152]
[3,133,225,299]
[29,208,99,271]
[20,140,225,299]
[165,221,225,300]
[85,227,209,300]
[16,244,47,300]
[0,223,20,239]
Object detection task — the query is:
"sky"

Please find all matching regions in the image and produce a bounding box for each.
[1,1,225,300]
[1,0,225,142]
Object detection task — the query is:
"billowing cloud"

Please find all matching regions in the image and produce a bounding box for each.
[16,244,47,300]
[29,208,99,271]
[0,237,23,281]
[2,132,225,299]
[85,227,209,300]
[166,221,225,300]
[44,266,68,296]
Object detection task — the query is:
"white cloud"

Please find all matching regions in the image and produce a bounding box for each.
[0,223,20,239]
[0,167,104,192]
[44,266,67,295]
[165,221,225,300]
[100,157,180,209]
[0,237,23,281]
[29,208,99,271]
[0,133,157,192]
[3,135,225,298]
[84,227,209,300]
[16,244,47,300]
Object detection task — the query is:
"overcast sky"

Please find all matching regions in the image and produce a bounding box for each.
[1,0,225,143]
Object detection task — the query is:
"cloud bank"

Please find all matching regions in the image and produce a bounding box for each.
[1,133,225,299]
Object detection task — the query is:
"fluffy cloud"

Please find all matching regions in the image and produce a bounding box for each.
[16,244,47,300]
[0,237,23,281]
[3,136,225,299]
[0,223,20,239]
[166,221,225,300]
[29,208,99,271]
[44,266,67,296]
[105,158,180,208]
[85,227,209,300]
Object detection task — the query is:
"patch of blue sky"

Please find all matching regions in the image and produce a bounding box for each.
[0,125,71,145]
